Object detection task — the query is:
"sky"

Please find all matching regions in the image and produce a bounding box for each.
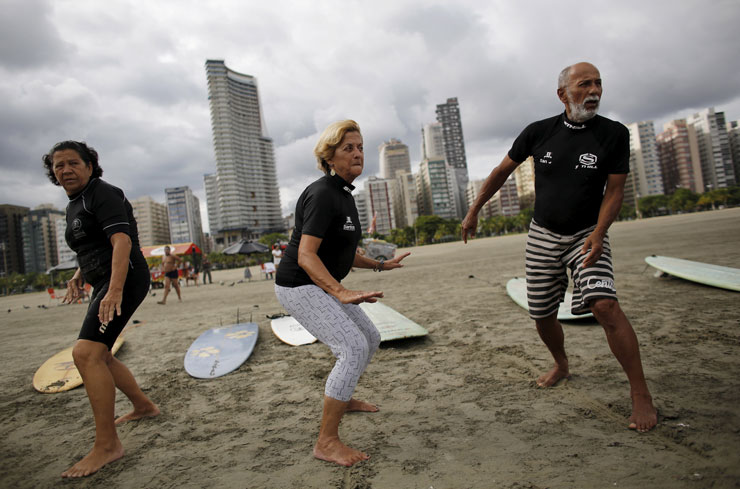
[2,0,740,233]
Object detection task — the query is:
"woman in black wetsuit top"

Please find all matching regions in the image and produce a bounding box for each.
[43,141,159,478]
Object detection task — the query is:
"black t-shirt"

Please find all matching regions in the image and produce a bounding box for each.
[65,178,147,285]
[508,112,630,234]
[276,174,362,288]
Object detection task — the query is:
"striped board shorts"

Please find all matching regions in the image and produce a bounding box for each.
[525,219,618,319]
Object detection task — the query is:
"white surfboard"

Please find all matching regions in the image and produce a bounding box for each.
[271,315,318,346]
[645,255,740,292]
[506,277,594,321]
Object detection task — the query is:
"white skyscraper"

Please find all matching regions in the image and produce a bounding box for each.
[166,186,203,248]
[626,121,664,207]
[204,59,283,246]
[688,107,736,190]
[364,177,396,236]
[417,158,458,220]
[393,171,419,228]
[131,196,171,247]
[379,139,411,180]
[421,122,445,160]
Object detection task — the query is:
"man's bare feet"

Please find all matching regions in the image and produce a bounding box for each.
[346,398,378,413]
[628,392,657,432]
[61,441,124,478]
[313,436,369,467]
[115,403,160,425]
[536,364,570,387]
[157,301,165,305]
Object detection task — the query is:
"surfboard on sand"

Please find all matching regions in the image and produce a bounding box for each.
[33,335,126,393]
[506,277,594,321]
[645,255,740,292]
[271,315,317,346]
[184,323,259,379]
[271,302,428,345]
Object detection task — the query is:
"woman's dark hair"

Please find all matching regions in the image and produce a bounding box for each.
[42,140,103,186]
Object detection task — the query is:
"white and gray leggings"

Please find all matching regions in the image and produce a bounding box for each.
[274,284,381,402]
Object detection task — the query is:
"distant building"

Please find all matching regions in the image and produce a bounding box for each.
[354,188,371,233]
[0,204,29,276]
[436,97,469,217]
[379,139,411,180]
[417,158,458,220]
[393,171,419,228]
[687,107,736,190]
[364,177,395,236]
[513,156,535,209]
[466,180,499,219]
[727,120,740,183]
[165,186,203,247]
[656,119,703,194]
[54,219,75,264]
[421,122,445,160]
[21,204,65,274]
[204,59,283,247]
[626,121,664,208]
[131,196,170,246]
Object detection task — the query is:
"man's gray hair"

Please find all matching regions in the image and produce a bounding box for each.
[558,65,572,89]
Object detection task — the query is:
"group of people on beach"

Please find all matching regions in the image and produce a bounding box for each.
[45,61,656,478]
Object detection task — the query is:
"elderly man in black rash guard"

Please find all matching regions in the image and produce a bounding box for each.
[274,120,410,466]
[43,141,160,478]
[462,62,657,432]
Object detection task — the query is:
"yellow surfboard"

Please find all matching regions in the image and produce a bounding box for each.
[33,336,126,393]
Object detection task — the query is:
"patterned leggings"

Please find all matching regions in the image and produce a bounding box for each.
[275,284,381,402]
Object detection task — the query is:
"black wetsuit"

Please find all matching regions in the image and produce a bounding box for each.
[508,112,630,234]
[276,173,362,287]
[65,178,150,349]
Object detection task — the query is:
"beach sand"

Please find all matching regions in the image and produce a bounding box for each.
[1,208,739,489]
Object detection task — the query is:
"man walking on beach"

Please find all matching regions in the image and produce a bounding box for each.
[462,62,657,432]
[157,246,183,305]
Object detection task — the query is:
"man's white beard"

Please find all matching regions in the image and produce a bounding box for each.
[567,91,600,122]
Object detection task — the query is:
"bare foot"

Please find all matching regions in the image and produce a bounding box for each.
[61,441,124,478]
[313,436,369,467]
[115,403,160,425]
[628,392,657,433]
[157,301,165,305]
[536,364,570,387]
[347,398,379,413]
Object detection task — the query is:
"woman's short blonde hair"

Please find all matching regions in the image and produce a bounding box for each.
[314,119,361,174]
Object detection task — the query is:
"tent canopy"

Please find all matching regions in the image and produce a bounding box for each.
[141,242,202,258]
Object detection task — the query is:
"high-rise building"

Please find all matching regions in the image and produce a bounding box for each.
[466,180,499,219]
[131,196,171,246]
[364,177,396,236]
[21,204,65,274]
[379,139,411,180]
[393,171,419,228]
[513,156,535,209]
[688,107,736,190]
[436,97,469,218]
[204,59,283,246]
[626,121,664,208]
[421,122,445,160]
[727,120,740,182]
[165,186,203,247]
[0,204,29,276]
[354,188,371,233]
[656,119,703,194]
[417,158,458,220]
[54,219,75,264]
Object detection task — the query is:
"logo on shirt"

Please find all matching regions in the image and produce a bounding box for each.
[538,151,553,165]
[343,216,356,231]
[576,153,598,170]
[72,218,82,231]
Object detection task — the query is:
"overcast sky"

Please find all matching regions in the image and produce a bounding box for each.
[2,0,739,232]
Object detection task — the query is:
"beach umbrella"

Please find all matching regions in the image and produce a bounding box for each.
[222,240,270,255]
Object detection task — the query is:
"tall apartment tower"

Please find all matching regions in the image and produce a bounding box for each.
[165,186,203,248]
[417,158,458,220]
[0,204,29,276]
[687,107,736,190]
[421,122,445,160]
[656,119,703,194]
[727,120,740,182]
[625,121,664,208]
[379,139,411,180]
[54,219,75,264]
[435,97,469,217]
[21,204,65,274]
[364,177,396,236]
[393,171,419,228]
[466,180,499,219]
[513,156,535,209]
[131,196,171,246]
[204,59,283,245]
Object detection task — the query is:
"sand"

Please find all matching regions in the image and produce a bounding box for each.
[1,208,739,489]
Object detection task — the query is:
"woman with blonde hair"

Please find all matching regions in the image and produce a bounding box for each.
[275,120,410,466]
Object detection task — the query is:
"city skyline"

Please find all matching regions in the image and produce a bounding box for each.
[2,1,740,233]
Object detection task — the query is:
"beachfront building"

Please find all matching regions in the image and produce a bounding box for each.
[513,156,535,209]
[392,171,419,228]
[363,177,396,236]
[21,204,65,274]
[203,59,283,247]
[0,204,29,276]
[416,157,458,220]
[436,97,469,218]
[727,120,740,182]
[625,121,664,209]
[687,107,736,190]
[54,219,75,264]
[421,122,445,160]
[165,186,203,248]
[353,188,371,233]
[379,139,411,180]
[466,180,499,219]
[131,196,171,247]
[656,119,704,194]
